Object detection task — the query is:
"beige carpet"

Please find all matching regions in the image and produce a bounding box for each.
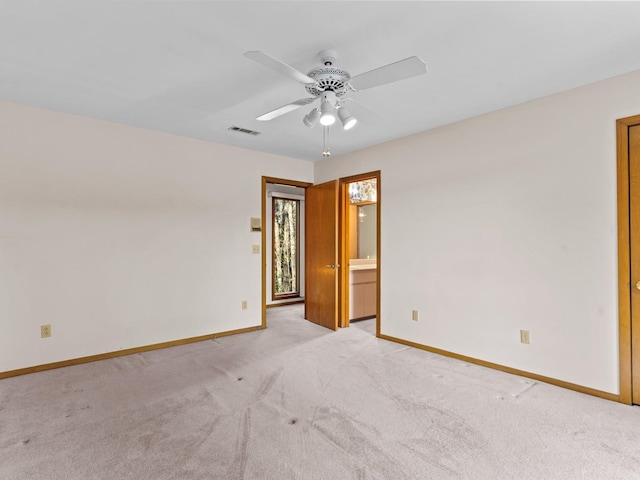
[1,304,640,479]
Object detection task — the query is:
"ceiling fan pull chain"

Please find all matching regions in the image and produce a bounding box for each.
[322,126,331,157]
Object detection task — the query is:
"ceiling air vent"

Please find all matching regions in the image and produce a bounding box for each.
[228,126,262,136]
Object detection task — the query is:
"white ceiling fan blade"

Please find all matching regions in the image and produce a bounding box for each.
[349,56,427,91]
[256,97,317,121]
[245,51,316,85]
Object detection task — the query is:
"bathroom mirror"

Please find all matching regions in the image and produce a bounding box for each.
[353,203,376,259]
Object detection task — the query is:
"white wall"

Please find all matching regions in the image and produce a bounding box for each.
[316,69,640,395]
[0,101,313,373]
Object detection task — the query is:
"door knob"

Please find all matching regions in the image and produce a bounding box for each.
[636,281,640,290]
[326,264,340,269]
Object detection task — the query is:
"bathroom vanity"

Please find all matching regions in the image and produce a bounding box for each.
[349,260,377,320]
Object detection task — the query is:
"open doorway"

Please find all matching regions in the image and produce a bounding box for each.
[261,177,312,327]
[339,171,381,333]
[266,184,306,306]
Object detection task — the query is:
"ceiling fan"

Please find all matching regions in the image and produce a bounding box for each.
[244,49,427,155]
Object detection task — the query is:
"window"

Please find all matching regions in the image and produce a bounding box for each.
[272,197,300,299]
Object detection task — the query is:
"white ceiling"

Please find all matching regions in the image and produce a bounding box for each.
[2,1,640,162]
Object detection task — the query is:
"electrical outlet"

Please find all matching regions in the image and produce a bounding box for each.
[252,245,260,254]
[41,324,52,338]
[242,300,248,310]
[520,329,530,344]
[412,310,419,321]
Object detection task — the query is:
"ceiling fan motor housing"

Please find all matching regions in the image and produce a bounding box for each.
[305,66,351,97]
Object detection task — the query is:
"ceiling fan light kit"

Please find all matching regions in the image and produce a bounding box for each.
[338,106,357,130]
[244,49,427,156]
[303,108,320,128]
[319,91,337,126]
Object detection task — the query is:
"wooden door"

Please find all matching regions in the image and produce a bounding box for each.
[305,180,339,330]
[629,124,640,403]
